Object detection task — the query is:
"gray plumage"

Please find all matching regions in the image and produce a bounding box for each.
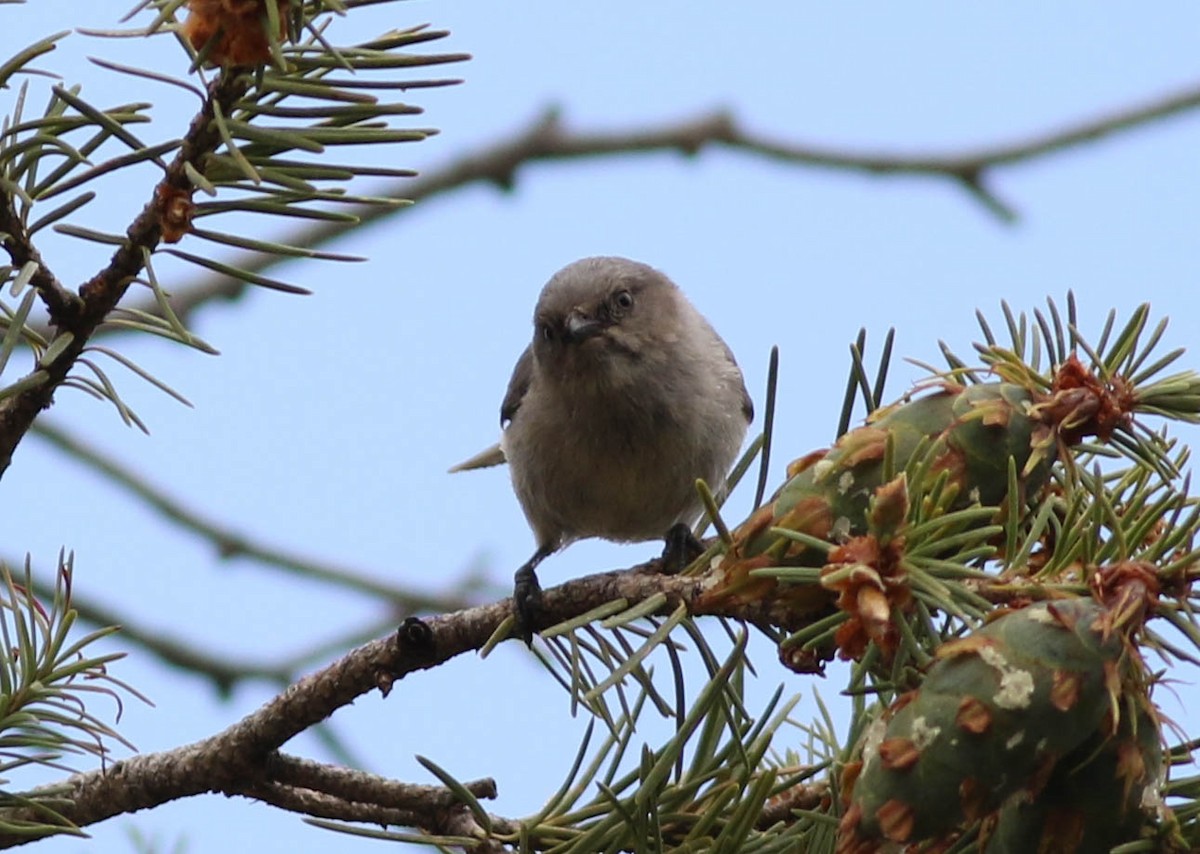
[454,256,753,561]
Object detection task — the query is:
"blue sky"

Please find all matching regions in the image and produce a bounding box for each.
[4,1,1200,850]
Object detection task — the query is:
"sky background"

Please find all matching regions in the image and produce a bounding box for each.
[4,1,1200,851]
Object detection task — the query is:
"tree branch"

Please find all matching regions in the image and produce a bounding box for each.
[0,70,253,476]
[234,780,428,826]
[0,560,807,845]
[266,752,497,809]
[231,755,501,830]
[104,79,1200,329]
[0,200,80,326]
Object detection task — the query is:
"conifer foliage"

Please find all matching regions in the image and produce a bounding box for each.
[1,3,1199,852]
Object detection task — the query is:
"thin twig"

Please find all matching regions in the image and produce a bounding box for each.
[0,204,80,325]
[22,563,403,701]
[31,420,492,611]
[26,570,293,691]
[266,752,496,808]
[233,780,427,826]
[100,80,1200,329]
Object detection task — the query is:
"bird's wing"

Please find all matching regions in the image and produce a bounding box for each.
[500,345,534,426]
[735,366,754,423]
[447,345,533,474]
[711,325,754,424]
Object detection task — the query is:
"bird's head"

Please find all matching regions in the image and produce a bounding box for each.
[530,256,680,385]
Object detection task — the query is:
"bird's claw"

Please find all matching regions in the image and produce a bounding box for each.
[513,565,544,646]
[661,522,705,575]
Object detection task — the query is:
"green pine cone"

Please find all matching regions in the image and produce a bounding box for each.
[705,382,1051,615]
[983,689,1163,853]
[839,597,1135,850]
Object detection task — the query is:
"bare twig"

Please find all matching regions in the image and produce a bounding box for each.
[15,558,416,705]
[104,80,1200,329]
[235,780,428,826]
[26,571,293,690]
[232,756,501,830]
[30,420,493,611]
[267,753,497,809]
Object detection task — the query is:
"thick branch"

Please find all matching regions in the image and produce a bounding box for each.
[106,80,1200,328]
[0,560,797,845]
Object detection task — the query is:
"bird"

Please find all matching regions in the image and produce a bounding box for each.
[451,257,753,643]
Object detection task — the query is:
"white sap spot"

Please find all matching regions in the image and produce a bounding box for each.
[832,517,852,541]
[861,718,888,772]
[1026,607,1057,625]
[1140,782,1163,812]
[979,645,1035,710]
[1005,731,1025,750]
[978,646,1008,668]
[838,470,855,495]
[813,460,835,482]
[1143,753,1168,815]
[910,716,941,749]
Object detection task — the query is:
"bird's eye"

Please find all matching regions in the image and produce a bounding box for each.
[612,290,634,311]
[539,323,555,341]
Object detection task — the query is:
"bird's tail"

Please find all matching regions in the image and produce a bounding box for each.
[448,443,507,473]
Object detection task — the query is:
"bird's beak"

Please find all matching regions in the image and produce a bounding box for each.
[564,310,604,342]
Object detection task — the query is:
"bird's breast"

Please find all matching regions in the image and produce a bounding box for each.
[505,384,739,543]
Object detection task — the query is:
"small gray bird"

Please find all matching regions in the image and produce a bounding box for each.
[452,257,753,642]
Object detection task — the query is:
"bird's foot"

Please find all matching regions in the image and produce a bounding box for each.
[513,565,544,646]
[661,522,705,575]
